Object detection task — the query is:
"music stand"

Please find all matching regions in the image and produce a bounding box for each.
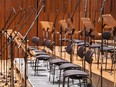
[102,14,116,87]
[40,21,53,32]
[40,21,53,38]
[81,18,96,86]
[40,21,53,50]
[82,18,99,36]
[58,20,68,58]
[59,20,68,30]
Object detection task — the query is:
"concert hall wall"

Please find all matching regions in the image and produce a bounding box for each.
[0,0,115,46]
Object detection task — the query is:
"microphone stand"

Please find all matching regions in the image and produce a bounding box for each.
[59,2,68,58]
[1,7,36,53]
[6,10,26,85]
[18,5,44,48]
[83,0,88,71]
[18,5,44,87]
[4,8,26,86]
[69,28,75,63]
[8,7,36,45]
[0,7,15,76]
[66,0,81,62]
[0,8,16,87]
[59,26,63,58]
[1,8,34,87]
[51,10,59,55]
[5,9,34,87]
[113,27,116,87]
[98,0,106,87]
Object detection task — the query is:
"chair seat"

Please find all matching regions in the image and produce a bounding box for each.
[90,44,101,48]
[63,70,88,77]
[29,46,37,50]
[35,55,51,60]
[73,39,83,43]
[108,50,115,53]
[100,47,113,52]
[59,63,80,70]
[34,52,47,55]
[76,42,89,46]
[33,49,43,52]
[49,59,69,65]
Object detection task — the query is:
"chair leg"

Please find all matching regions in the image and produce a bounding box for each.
[58,70,61,87]
[111,56,114,73]
[105,52,108,70]
[49,64,52,81]
[67,78,69,87]
[32,61,34,68]
[94,48,96,60]
[34,59,37,76]
[53,65,55,84]
[72,79,74,84]
[79,79,81,87]
[97,50,100,68]
[37,60,39,75]
[63,76,65,87]
[47,61,49,70]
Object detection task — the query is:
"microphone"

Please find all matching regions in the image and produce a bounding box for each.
[12,7,16,13]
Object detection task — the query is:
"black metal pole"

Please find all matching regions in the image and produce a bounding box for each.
[10,35,14,87]
[83,0,88,71]
[0,31,3,75]
[98,0,106,87]
[24,36,28,87]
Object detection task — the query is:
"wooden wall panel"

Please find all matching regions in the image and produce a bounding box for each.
[0,0,3,29]
[0,0,116,46]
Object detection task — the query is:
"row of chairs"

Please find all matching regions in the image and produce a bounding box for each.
[49,42,94,87]
[64,31,115,71]
[29,36,94,86]
[29,37,54,75]
[28,31,115,87]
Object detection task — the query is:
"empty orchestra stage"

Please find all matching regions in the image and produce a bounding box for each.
[0,0,116,87]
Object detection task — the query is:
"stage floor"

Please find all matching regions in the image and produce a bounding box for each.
[0,46,115,87]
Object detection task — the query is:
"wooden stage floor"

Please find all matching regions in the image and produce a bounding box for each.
[0,46,116,87]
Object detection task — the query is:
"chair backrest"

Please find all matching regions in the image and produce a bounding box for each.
[48,41,55,51]
[103,31,111,40]
[77,46,85,58]
[31,36,39,46]
[46,40,51,47]
[85,49,94,64]
[42,39,46,46]
[66,43,73,55]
